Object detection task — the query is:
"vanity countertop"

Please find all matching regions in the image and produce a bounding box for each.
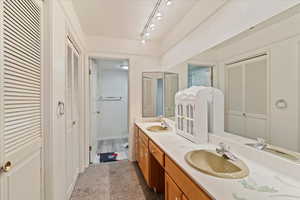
[135,121,300,200]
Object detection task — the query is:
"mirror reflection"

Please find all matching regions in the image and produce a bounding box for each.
[142,72,178,118]
[166,14,300,155]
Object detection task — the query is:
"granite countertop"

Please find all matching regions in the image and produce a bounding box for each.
[135,121,300,200]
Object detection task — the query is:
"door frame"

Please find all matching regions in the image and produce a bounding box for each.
[85,54,130,164]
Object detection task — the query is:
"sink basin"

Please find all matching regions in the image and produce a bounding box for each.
[185,150,249,179]
[147,125,168,132]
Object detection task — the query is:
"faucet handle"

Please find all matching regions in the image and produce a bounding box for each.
[257,138,266,145]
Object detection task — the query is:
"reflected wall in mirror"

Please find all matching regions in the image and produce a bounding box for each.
[142,72,178,118]
[166,10,300,155]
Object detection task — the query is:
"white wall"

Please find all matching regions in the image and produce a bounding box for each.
[161,0,300,67]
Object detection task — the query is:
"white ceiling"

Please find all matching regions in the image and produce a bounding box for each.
[72,0,199,41]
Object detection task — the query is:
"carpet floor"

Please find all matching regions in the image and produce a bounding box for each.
[70,161,163,200]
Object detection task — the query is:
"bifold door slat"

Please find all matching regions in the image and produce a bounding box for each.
[4,45,40,67]
[4,35,40,60]
[4,118,40,132]
[5,69,40,83]
[3,4,40,44]
[4,79,40,89]
[5,64,40,80]
[2,0,42,155]
[4,113,40,123]
[5,0,40,32]
[3,26,40,53]
[3,16,40,49]
[5,125,40,140]
[5,134,41,154]
[20,0,41,20]
[4,54,40,73]
[4,116,40,129]
[4,104,40,109]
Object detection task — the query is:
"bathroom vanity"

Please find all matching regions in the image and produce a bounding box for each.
[134,121,300,200]
[134,123,212,200]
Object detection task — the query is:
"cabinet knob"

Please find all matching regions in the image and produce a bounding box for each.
[0,161,12,173]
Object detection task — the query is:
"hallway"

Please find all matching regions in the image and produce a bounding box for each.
[70,161,163,200]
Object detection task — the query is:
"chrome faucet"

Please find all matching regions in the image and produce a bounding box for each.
[160,120,168,129]
[216,143,238,161]
[246,138,268,150]
[158,115,168,128]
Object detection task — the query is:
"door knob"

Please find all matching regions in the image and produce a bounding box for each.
[0,161,12,173]
[72,121,76,125]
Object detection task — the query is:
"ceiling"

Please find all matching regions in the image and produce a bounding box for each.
[72,0,199,41]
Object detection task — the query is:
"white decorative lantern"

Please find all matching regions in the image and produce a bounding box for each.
[175,86,224,144]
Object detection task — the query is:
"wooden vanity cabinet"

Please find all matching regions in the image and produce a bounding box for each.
[138,130,150,185]
[165,156,211,200]
[165,173,183,200]
[134,125,139,162]
[135,125,212,200]
[182,195,188,200]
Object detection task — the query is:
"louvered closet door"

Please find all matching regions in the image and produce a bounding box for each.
[0,0,43,200]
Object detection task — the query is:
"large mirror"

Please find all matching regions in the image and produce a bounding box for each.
[166,11,300,155]
[142,72,178,118]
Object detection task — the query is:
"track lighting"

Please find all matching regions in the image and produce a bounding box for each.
[166,0,172,6]
[149,23,155,31]
[140,0,175,44]
[156,12,163,20]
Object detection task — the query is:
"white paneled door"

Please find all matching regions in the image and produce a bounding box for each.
[225,55,269,140]
[66,38,80,197]
[0,0,43,200]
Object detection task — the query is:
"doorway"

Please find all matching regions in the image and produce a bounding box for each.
[89,58,129,164]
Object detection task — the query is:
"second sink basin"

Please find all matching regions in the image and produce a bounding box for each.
[147,125,168,132]
[185,150,249,179]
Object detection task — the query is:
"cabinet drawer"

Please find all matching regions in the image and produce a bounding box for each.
[165,156,212,200]
[139,129,149,146]
[149,140,164,166]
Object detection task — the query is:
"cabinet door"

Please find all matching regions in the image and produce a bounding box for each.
[139,140,149,184]
[134,125,139,162]
[182,195,188,200]
[165,174,182,200]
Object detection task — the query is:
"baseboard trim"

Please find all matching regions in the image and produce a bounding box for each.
[66,168,79,200]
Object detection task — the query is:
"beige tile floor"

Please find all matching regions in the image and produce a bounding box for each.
[71,161,163,200]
